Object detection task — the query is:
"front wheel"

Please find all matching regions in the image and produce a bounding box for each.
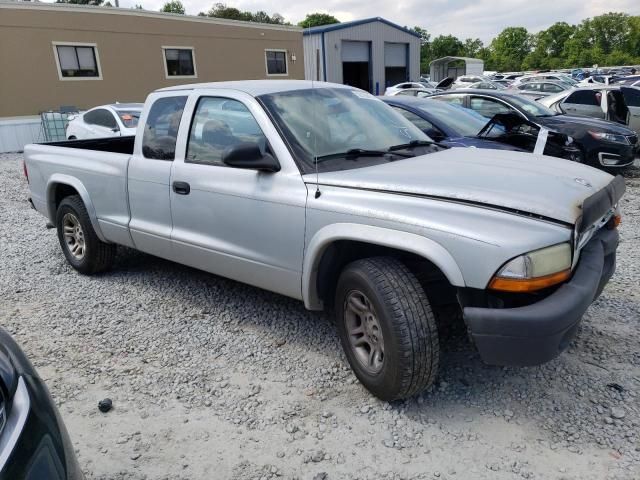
[56,195,116,274]
[335,257,439,401]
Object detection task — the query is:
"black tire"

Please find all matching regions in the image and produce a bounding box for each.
[335,257,439,401]
[56,195,116,274]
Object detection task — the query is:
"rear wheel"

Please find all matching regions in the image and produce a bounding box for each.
[56,195,116,274]
[335,257,439,401]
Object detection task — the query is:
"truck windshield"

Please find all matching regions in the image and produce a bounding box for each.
[258,88,434,173]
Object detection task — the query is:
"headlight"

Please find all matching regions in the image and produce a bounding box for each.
[588,131,629,144]
[489,243,572,292]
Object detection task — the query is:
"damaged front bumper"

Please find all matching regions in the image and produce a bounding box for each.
[463,227,618,366]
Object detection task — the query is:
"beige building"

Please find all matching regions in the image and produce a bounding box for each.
[0,2,304,151]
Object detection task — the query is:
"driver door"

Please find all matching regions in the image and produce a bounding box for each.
[621,87,640,134]
[560,90,604,118]
[169,92,308,299]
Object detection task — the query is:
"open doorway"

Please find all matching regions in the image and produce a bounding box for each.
[385,67,407,86]
[343,62,370,91]
[341,40,371,92]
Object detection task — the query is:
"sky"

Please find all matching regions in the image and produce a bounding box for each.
[60,0,640,43]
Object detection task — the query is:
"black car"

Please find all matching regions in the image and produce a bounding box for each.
[0,328,83,480]
[382,96,577,157]
[427,89,638,169]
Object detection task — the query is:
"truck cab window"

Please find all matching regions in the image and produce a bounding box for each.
[186,97,267,166]
[142,96,187,160]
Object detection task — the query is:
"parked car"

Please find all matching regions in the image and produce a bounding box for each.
[491,73,523,81]
[512,74,578,87]
[491,79,514,87]
[384,82,431,96]
[452,75,490,89]
[385,88,433,98]
[509,81,572,100]
[66,103,143,140]
[385,79,452,96]
[382,96,525,151]
[610,75,640,86]
[428,89,638,169]
[384,96,586,160]
[0,327,83,479]
[25,80,624,401]
[539,85,640,138]
[467,81,507,90]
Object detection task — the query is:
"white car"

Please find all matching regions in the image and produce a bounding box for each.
[384,82,430,96]
[66,103,143,140]
[512,74,577,88]
[451,75,490,89]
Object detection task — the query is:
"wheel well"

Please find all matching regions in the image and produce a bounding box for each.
[316,240,459,315]
[52,184,80,212]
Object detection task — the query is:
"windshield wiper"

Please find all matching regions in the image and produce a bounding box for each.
[315,148,412,162]
[388,139,449,151]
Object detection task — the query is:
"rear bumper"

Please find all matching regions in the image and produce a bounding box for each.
[463,228,618,366]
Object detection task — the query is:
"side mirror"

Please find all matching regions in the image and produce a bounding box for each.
[222,143,280,172]
[111,127,120,133]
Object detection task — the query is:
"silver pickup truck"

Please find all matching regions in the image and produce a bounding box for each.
[24,81,625,401]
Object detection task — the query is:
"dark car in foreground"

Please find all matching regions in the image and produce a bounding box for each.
[0,328,82,480]
[428,89,638,169]
[382,96,579,159]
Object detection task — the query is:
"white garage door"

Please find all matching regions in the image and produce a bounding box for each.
[384,43,407,67]
[341,41,369,62]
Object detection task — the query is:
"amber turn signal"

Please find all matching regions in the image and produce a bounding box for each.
[488,269,572,293]
[612,214,621,228]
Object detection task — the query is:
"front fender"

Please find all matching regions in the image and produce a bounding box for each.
[46,174,107,242]
[302,223,465,310]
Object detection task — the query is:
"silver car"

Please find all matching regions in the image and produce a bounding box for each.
[539,85,640,136]
[509,81,571,100]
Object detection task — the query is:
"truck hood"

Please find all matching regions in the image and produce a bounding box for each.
[304,148,614,225]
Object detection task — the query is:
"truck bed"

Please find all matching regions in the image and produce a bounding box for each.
[25,138,133,248]
[43,136,135,155]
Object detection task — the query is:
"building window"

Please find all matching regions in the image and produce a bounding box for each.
[53,42,102,80]
[163,47,196,79]
[265,50,288,76]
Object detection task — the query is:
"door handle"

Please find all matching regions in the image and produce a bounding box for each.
[172,181,190,195]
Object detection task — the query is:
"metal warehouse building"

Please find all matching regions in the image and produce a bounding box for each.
[0,2,304,152]
[303,17,421,95]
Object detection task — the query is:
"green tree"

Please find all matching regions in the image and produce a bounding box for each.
[161,0,185,14]
[462,38,483,58]
[489,27,531,71]
[201,3,286,24]
[412,26,432,74]
[430,34,464,59]
[298,13,339,29]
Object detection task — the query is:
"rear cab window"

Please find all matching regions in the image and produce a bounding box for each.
[142,96,188,160]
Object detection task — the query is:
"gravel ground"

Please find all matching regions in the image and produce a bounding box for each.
[1,152,640,480]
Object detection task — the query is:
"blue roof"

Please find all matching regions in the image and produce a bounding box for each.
[302,17,421,38]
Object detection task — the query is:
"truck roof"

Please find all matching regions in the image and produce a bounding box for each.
[157,80,353,97]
